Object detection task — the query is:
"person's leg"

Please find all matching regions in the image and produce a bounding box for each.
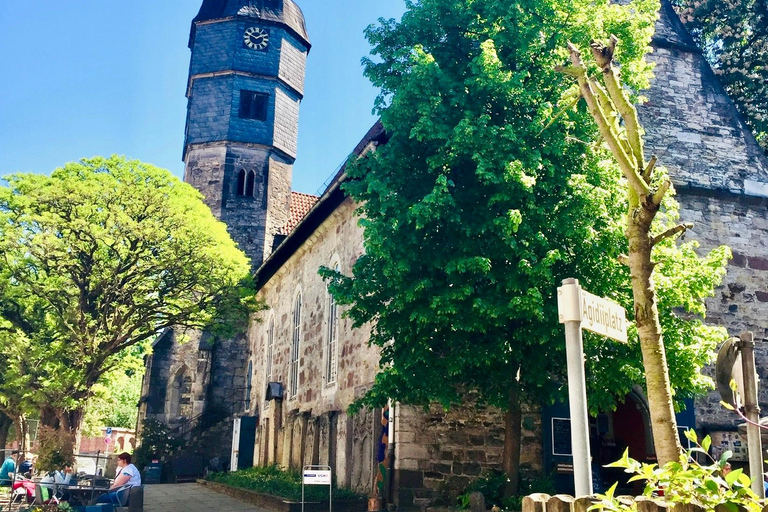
[95,491,119,504]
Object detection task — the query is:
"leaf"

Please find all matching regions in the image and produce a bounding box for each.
[725,467,743,485]
[720,451,734,464]
[701,435,711,452]
[684,429,698,444]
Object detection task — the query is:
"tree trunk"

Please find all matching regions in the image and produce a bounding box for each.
[40,406,85,454]
[627,214,682,465]
[13,415,30,454]
[502,380,522,497]
[0,412,12,450]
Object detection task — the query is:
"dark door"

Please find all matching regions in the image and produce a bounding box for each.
[238,416,258,470]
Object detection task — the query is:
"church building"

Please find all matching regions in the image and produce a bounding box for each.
[139,0,768,509]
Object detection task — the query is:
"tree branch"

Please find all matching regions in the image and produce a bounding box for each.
[642,155,658,181]
[651,223,694,246]
[559,42,650,199]
[590,36,646,172]
[652,178,671,207]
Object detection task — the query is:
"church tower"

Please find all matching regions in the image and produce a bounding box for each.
[183,0,310,265]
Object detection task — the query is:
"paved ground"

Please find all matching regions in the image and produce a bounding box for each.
[145,483,270,512]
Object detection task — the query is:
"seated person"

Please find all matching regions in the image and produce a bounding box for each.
[0,451,18,487]
[40,465,74,488]
[95,453,141,506]
[17,455,33,477]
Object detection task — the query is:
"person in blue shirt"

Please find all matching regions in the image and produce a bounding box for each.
[95,452,141,506]
[0,451,19,487]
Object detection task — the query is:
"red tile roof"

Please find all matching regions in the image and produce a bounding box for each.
[280,191,319,235]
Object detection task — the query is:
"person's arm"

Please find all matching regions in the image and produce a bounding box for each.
[110,471,131,489]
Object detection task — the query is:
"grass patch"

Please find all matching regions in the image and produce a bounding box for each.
[205,464,366,502]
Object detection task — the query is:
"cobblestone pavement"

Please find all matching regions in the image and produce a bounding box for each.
[145,483,270,512]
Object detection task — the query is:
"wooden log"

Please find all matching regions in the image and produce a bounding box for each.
[548,494,575,512]
[573,495,598,512]
[637,496,671,512]
[522,493,551,512]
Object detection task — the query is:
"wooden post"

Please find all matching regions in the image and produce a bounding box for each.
[549,494,575,512]
[522,493,551,512]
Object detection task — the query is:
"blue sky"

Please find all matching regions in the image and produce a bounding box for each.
[0,1,405,195]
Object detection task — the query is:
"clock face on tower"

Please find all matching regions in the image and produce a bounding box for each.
[244,27,270,51]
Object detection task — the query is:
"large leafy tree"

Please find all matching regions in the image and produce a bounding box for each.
[325,0,729,495]
[0,156,256,442]
[675,0,768,152]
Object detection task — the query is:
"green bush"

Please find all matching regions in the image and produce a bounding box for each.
[591,430,761,512]
[35,426,76,474]
[133,418,183,470]
[457,470,556,511]
[205,464,365,502]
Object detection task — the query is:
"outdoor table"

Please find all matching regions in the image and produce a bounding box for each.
[60,485,112,506]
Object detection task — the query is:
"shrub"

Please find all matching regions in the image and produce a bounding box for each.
[132,418,183,470]
[205,464,365,502]
[457,470,556,511]
[35,426,75,474]
[591,430,761,512]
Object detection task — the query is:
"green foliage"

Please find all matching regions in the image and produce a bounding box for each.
[16,504,74,512]
[457,471,555,510]
[325,0,728,424]
[82,368,143,436]
[205,465,365,502]
[132,418,182,470]
[35,426,75,473]
[0,155,260,429]
[674,0,767,152]
[592,430,761,512]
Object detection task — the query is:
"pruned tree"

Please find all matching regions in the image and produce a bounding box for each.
[559,36,730,465]
[0,155,259,443]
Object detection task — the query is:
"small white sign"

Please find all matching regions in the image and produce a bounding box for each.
[558,283,627,343]
[303,470,332,486]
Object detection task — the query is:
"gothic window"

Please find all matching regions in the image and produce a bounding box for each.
[245,361,253,412]
[239,90,268,121]
[245,171,256,197]
[266,317,274,381]
[169,366,193,420]
[325,262,340,385]
[265,317,274,409]
[290,292,302,398]
[237,169,247,196]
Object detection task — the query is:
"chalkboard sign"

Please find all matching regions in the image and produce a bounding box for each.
[143,462,163,484]
[552,417,572,456]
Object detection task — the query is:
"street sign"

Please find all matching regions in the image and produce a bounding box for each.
[104,437,112,445]
[556,278,630,497]
[302,470,332,485]
[106,427,112,435]
[558,284,627,342]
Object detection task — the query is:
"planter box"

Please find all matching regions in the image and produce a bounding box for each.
[197,479,366,512]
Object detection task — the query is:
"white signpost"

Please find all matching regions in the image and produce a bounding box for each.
[557,278,627,497]
[302,465,332,512]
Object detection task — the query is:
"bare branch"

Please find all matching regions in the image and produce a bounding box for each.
[642,155,658,181]
[651,223,694,246]
[590,36,646,171]
[652,178,671,206]
[560,42,650,199]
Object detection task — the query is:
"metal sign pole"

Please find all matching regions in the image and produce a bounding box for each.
[558,279,593,497]
[302,465,332,512]
[738,332,764,498]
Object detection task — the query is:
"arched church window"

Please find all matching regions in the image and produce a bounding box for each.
[290,292,302,398]
[169,366,193,420]
[325,262,340,385]
[237,169,247,196]
[245,361,253,412]
[245,171,256,197]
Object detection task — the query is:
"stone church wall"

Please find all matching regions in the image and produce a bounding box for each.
[249,197,382,491]
[637,0,768,432]
[394,403,543,510]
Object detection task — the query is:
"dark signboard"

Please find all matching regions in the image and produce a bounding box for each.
[551,417,572,456]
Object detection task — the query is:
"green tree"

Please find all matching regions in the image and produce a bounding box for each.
[82,368,144,436]
[674,0,767,152]
[324,0,728,495]
[0,155,257,444]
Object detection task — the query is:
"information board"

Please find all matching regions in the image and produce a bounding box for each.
[552,417,573,456]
